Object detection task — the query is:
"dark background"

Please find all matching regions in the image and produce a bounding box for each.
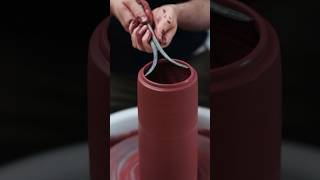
[0,0,106,165]
[241,0,320,147]
[0,0,319,167]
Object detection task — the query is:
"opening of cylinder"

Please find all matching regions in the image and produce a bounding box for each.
[212,10,259,68]
[145,60,191,84]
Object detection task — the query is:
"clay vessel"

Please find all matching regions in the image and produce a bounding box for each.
[212,0,282,180]
[138,60,198,180]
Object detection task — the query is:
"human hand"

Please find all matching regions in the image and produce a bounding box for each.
[110,0,153,32]
[129,4,178,53]
[152,4,178,48]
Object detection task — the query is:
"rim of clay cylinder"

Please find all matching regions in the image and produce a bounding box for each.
[138,60,197,91]
[212,0,280,92]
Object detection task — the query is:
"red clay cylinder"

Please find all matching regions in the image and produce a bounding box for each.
[138,60,198,180]
[212,0,282,180]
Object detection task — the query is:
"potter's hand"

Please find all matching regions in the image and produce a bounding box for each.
[152,5,178,48]
[129,23,153,53]
[110,0,153,32]
[129,4,178,53]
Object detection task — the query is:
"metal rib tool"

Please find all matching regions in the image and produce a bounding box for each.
[145,41,158,76]
[145,24,189,76]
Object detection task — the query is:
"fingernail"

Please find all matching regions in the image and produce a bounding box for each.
[141,16,148,23]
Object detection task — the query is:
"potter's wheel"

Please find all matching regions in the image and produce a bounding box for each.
[0,107,320,180]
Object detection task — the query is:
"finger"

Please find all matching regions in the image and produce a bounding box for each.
[136,25,148,51]
[129,18,139,34]
[123,0,148,23]
[128,20,134,33]
[142,30,152,53]
[131,25,142,48]
[145,8,153,24]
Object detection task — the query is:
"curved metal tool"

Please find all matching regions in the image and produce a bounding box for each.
[145,24,189,76]
[145,41,158,76]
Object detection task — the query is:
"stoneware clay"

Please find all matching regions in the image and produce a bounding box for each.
[110,60,210,180]
[138,60,198,180]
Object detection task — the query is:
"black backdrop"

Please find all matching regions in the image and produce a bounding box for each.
[0,0,106,165]
[0,0,319,166]
[240,0,320,148]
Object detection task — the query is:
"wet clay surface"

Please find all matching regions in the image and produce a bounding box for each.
[138,60,198,180]
[110,134,210,180]
[146,60,191,84]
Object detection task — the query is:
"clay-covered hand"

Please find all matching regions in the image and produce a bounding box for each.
[129,22,153,53]
[130,4,178,53]
[110,0,153,32]
[152,4,178,48]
